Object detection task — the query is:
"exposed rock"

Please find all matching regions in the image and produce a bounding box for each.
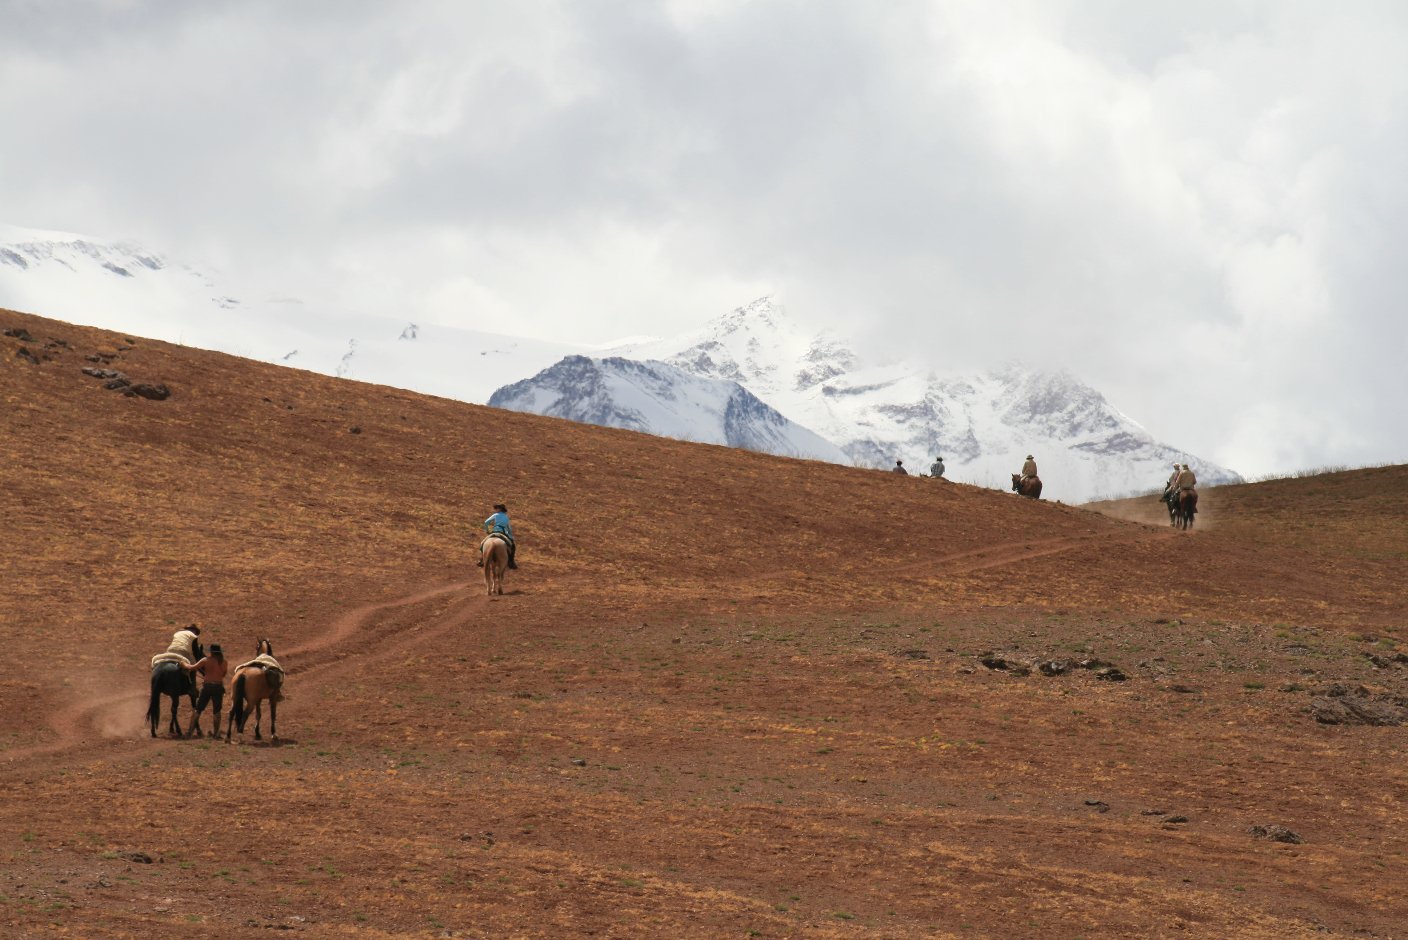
[1095,667,1128,682]
[82,368,126,380]
[1164,815,1189,824]
[3,327,34,341]
[123,383,171,401]
[1141,809,1168,816]
[1038,659,1073,676]
[349,426,362,434]
[896,649,930,660]
[1083,799,1109,812]
[1076,658,1114,670]
[1309,694,1404,726]
[118,851,153,864]
[1249,824,1303,844]
[104,378,131,391]
[16,345,39,364]
[1167,684,1199,694]
[978,653,1009,671]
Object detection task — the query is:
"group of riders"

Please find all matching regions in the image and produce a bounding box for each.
[891,454,1199,519]
[151,502,518,740]
[892,457,947,478]
[1161,462,1199,524]
[150,461,1203,737]
[148,622,284,738]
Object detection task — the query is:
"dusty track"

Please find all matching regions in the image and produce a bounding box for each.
[3,579,486,769]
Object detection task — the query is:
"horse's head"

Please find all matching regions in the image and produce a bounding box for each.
[1011,473,1021,491]
[256,638,273,657]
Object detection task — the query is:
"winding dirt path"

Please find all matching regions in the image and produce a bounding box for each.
[1,578,484,770]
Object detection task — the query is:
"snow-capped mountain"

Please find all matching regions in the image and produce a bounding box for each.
[2,224,1238,499]
[0,223,580,402]
[610,297,1241,501]
[489,356,850,464]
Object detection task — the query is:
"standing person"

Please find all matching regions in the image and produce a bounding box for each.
[892,460,908,475]
[1020,454,1038,485]
[479,503,517,569]
[182,643,228,738]
[929,456,945,478]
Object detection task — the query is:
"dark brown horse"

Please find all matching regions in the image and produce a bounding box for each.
[1011,473,1043,499]
[1173,488,1198,530]
[147,638,201,738]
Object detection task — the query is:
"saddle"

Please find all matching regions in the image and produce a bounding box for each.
[481,532,514,551]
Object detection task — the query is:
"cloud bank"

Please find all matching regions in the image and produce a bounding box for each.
[2,0,1404,475]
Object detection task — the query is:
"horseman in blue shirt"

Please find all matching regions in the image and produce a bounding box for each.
[479,503,518,569]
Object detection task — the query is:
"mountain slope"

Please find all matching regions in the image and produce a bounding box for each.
[488,355,850,463]
[0,222,582,401]
[4,306,1407,939]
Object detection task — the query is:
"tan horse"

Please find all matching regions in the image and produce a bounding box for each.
[226,638,284,743]
[1010,473,1043,499]
[481,534,509,596]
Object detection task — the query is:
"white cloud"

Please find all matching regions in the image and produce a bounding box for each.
[1,0,1404,475]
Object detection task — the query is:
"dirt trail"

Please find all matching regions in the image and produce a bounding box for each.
[1,578,485,770]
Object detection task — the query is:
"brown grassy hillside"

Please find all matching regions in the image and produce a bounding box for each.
[3,308,1406,938]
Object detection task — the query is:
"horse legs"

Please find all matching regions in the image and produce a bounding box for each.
[253,700,263,741]
[269,699,277,741]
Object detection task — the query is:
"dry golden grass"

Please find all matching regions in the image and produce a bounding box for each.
[3,308,1406,938]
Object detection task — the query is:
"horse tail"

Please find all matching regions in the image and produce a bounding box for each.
[147,668,161,725]
[230,672,248,733]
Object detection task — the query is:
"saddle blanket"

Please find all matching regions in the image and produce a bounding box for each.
[150,651,193,669]
[234,654,286,701]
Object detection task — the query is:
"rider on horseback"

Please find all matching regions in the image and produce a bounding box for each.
[478,503,518,570]
[929,456,945,478]
[1020,454,1037,487]
[1175,463,1197,493]
[1161,463,1180,505]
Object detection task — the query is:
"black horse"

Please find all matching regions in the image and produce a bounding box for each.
[147,639,201,738]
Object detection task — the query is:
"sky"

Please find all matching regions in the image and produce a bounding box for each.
[2,0,1405,476]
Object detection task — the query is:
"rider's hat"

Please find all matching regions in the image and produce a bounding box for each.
[1026,454,1033,459]
[209,644,223,655]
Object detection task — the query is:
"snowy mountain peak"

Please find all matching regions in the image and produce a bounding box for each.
[489,356,850,464]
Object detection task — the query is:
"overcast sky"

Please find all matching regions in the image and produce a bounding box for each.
[2,0,1405,476]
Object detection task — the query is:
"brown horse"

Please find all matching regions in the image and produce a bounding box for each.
[1174,488,1198,530]
[226,638,283,743]
[1010,473,1043,499]
[482,534,509,596]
